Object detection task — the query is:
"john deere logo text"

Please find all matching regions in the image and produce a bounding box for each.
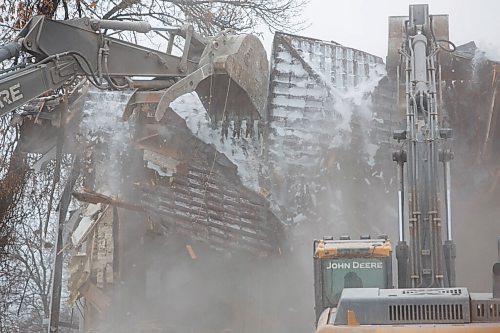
[0,83,24,109]
[326,261,383,270]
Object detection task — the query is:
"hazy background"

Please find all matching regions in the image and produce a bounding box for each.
[262,0,500,60]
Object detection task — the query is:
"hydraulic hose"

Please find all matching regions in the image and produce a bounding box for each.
[0,42,21,62]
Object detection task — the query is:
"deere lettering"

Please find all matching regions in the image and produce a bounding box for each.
[326,261,383,270]
[0,83,24,109]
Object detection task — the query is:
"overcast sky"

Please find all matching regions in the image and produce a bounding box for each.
[262,0,500,60]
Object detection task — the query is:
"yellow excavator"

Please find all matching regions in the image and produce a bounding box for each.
[313,5,500,333]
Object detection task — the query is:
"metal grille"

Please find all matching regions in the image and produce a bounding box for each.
[471,299,500,323]
[402,288,463,295]
[389,303,464,323]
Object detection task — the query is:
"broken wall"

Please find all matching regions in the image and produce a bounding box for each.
[265,32,397,239]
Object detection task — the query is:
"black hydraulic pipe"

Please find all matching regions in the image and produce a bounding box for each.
[0,42,21,62]
[494,237,500,298]
[443,240,456,287]
[396,241,410,288]
[494,262,500,299]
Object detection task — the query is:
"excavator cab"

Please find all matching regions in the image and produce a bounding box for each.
[313,236,393,323]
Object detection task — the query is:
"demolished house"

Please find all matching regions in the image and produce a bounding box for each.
[65,90,286,331]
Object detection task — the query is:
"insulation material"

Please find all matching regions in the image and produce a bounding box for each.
[71,203,105,247]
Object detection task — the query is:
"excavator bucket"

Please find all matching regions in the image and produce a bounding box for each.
[154,33,269,124]
[196,33,269,123]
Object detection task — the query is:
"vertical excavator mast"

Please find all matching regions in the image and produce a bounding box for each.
[393,4,456,289]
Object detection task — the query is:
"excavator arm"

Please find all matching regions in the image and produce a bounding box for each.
[16,16,199,79]
[0,58,78,117]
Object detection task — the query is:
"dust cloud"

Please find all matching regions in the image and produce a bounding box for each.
[92,225,317,333]
[442,50,500,292]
